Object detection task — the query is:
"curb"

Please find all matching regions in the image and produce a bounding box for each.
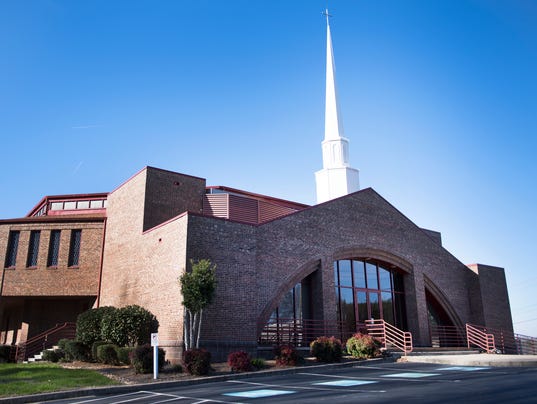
[0,357,395,404]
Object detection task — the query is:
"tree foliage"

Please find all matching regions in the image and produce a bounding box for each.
[100,305,159,347]
[180,259,217,349]
[76,306,117,347]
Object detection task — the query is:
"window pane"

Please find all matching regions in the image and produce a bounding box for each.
[64,201,76,210]
[90,200,103,209]
[356,291,368,324]
[68,230,81,267]
[26,231,40,267]
[381,291,394,325]
[47,230,61,267]
[339,287,355,333]
[393,272,404,293]
[366,262,378,289]
[353,260,366,288]
[294,284,302,321]
[278,289,295,319]
[4,231,20,268]
[378,266,392,291]
[50,202,63,210]
[333,261,339,286]
[77,201,90,209]
[369,292,380,320]
[338,260,352,287]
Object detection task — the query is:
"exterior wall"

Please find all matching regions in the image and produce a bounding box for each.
[100,167,202,362]
[468,264,514,332]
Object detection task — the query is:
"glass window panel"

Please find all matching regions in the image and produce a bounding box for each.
[378,266,392,291]
[4,231,20,268]
[64,201,76,210]
[90,200,103,208]
[26,231,40,267]
[356,291,368,324]
[393,272,404,293]
[294,284,302,321]
[339,287,356,333]
[50,202,63,210]
[338,260,352,287]
[68,230,81,267]
[103,199,108,208]
[47,230,61,267]
[381,291,394,325]
[277,289,295,319]
[333,261,339,286]
[335,287,341,322]
[77,201,90,209]
[366,262,378,289]
[352,260,366,288]
[369,292,380,320]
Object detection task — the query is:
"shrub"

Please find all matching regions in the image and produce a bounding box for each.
[274,345,301,366]
[346,333,381,359]
[183,348,211,376]
[310,336,343,363]
[91,341,108,361]
[96,344,120,365]
[227,351,252,372]
[0,345,13,363]
[131,344,166,374]
[251,357,266,370]
[101,305,159,347]
[42,349,65,363]
[117,346,134,365]
[76,306,117,347]
[62,340,90,361]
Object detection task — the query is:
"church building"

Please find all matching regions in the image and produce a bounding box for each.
[0,14,513,362]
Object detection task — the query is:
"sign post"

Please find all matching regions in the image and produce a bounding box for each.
[151,333,159,380]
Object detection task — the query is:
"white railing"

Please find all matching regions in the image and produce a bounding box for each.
[365,319,413,355]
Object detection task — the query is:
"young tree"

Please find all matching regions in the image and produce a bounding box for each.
[180,259,217,350]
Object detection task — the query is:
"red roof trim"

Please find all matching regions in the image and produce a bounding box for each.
[206,186,309,210]
[26,192,109,217]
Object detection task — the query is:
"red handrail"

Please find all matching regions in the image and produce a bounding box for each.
[15,322,76,362]
[365,319,413,355]
[466,324,495,353]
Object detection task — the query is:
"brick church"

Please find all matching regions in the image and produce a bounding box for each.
[0,15,513,362]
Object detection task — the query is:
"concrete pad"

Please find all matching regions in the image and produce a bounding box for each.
[402,354,537,367]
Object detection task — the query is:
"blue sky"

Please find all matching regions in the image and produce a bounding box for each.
[1,1,536,336]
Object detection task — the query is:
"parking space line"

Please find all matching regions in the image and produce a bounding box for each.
[382,372,441,379]
[227,379,386,393]
[436,366,490,372]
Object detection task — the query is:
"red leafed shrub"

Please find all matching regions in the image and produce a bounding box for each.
[183,348,211,375]
[346,333,381,359]
[274,345,301,366]
[310,336,343,363]
[227,350,252,372]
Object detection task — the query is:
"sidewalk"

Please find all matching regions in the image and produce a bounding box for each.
[401,353,537,367]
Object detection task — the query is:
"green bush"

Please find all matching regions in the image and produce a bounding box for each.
[183,348,211,376]
[274,345,301,366]
[101,305,159,347]
[346,333,381,359]
[62,340,90,361]
[310,336,343,363]
[250,357,266,370]
[0,345,13,363]
[91,341,108,362]
[131,344,166,374]
[42,349,65,363]
[76,306,117,347]
[117,346,134,365]
[227,351,252,372]
[96,344,120,365]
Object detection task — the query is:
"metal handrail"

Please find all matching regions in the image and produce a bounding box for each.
[466,324,495,353]
[365,319,413,355]
[15,322,76,362]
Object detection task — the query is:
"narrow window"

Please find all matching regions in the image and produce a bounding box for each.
[68,229,82,267]
[4,231,20,268]
[26,230,41,268]
[47,230,61,267]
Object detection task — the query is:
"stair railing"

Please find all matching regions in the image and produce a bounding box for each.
[466,323,495,353]
[365,319,413,355]
[15,322,76,362]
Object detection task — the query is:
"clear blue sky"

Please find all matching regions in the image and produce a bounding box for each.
[1,1,536,336]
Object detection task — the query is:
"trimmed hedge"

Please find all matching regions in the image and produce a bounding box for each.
[131,344,166,374]
[96,344,120,365]
[101,305,159,347]
[274,345,301,366]
[117,346,135,365]
[76,306,117,347]
[0,345,13,363]
[346,333,381,359]
[227,351,252,372]
[42,349,65,363]
[310,336,343,363]
[62,340,90,361]
[183,348,211,376]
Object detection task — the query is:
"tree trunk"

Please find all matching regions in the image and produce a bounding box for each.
[195,309,203,349]
[184,310,190,350]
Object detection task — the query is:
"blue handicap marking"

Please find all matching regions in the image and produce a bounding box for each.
[436,366,489,372]
[382,372,440,378]
[313,379,378,387]
[224,389,296,398]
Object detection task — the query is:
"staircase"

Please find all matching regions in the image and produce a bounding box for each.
[15,322,76,362]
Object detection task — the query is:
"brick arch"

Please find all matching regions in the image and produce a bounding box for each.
[256,258,321,335]
[424,274,464,329]
[332,246,414,274]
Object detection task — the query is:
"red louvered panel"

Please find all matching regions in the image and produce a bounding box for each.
[229,194,259,224]
[258,200,297,223]
[203,194,229,219]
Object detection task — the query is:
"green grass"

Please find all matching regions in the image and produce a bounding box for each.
[0,363,119,397]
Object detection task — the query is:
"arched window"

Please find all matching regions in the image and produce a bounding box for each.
[334,259,407,333]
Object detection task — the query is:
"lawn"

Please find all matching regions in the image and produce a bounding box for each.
[0,363,119,397]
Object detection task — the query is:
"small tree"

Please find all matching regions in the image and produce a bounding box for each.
[180,259,217,350]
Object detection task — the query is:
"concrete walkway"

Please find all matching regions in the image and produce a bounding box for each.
[401,353,537,367]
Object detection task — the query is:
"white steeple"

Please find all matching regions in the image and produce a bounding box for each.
[315,10,360,204]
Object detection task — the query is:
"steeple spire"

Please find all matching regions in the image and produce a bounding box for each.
[315,10,360,204]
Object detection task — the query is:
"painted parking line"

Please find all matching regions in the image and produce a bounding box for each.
[312,380,378,387]
[223,389,295,398]
[436,366,490,372]
[228,379,386,393]
[382,372,441,379]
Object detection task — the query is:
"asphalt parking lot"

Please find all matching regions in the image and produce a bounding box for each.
[43,361,537,404]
